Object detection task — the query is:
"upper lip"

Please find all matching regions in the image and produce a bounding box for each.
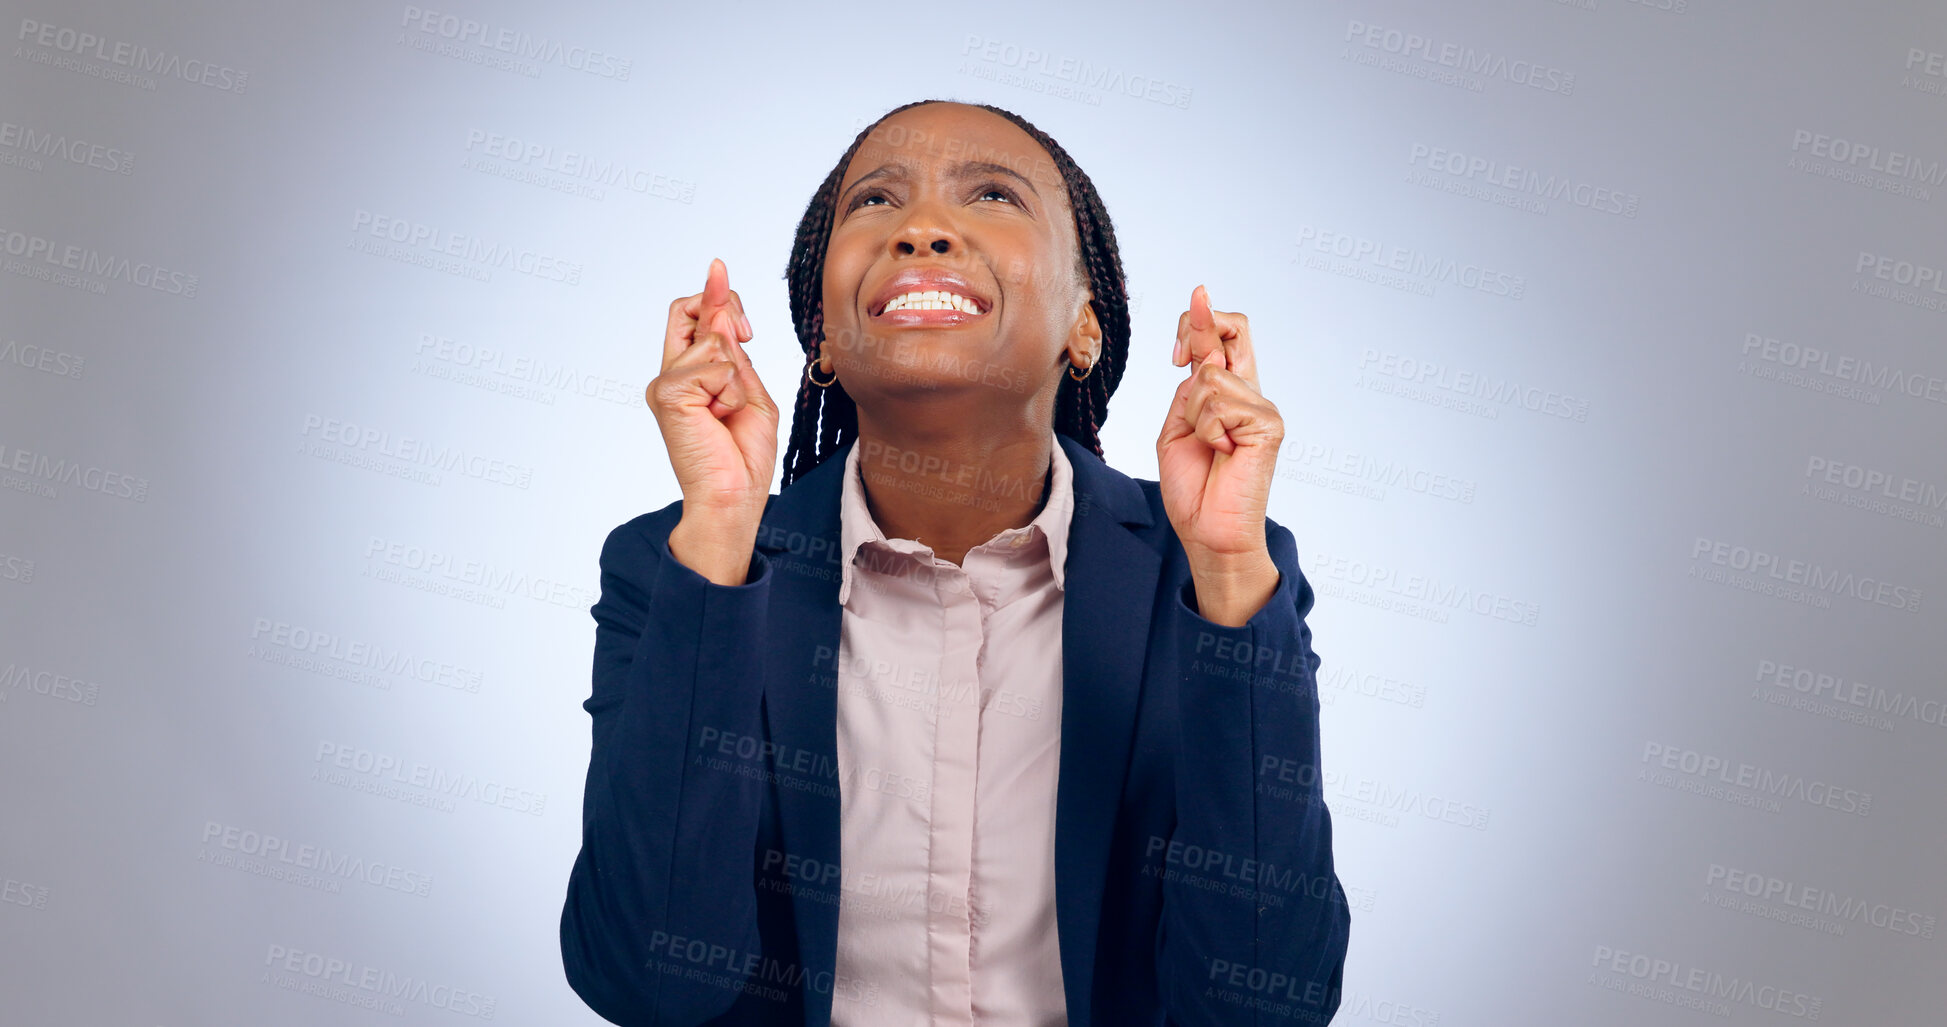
[867,266,991,316]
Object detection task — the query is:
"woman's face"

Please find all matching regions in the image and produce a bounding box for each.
[820,102,1098,418]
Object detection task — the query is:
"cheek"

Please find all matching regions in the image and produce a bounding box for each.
[821,280,847,323]
[821,243,871,319]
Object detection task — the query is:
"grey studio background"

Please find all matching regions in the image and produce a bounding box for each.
[2,0,1944,1023]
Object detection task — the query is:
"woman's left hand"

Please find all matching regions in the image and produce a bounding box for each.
[1157,285,1285,623]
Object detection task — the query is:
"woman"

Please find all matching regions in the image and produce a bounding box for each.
[560,99,1349,1026]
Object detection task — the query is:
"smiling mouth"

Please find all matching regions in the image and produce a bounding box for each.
[877,289,986,315]
[869,289,990,324]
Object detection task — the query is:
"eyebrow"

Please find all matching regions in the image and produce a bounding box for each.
[839,158,1042,207]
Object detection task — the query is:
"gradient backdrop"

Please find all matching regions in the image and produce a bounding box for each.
[3,0,1945,1023]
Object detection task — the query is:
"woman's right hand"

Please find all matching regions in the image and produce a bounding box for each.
[648,259,779,574]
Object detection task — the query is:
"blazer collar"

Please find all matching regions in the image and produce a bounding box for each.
[833,434,1082,604]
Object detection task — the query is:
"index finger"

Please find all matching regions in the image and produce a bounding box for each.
[701,256,730,312]
[1176,285,1225,369]
[1177,286,1260,391]
[698,257,752,340]
[662,259,750,369]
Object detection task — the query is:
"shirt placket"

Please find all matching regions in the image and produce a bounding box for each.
[927,559,982,1025]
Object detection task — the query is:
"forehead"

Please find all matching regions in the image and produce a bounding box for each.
[843,103,1067,198]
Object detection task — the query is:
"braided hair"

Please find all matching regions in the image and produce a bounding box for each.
[779,99,1131,489]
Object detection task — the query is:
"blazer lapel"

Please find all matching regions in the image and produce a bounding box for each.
[753,446,849,1027]
[1053,434,1162,1027]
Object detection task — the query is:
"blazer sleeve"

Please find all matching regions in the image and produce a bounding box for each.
[1154,515,1352,1026]
[559,508,773,1025]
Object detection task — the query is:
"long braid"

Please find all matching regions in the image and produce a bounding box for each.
[780,99,1131,488]
[779,101,926,487]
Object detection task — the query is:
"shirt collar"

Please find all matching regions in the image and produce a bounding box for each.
[838,436,1074,605]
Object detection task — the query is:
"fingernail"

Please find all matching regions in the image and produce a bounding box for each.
[1173,338,1183,364]
[740,314,752,336]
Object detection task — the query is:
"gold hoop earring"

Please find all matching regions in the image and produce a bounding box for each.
[1067,360,1094,382]
[806,358,837,388]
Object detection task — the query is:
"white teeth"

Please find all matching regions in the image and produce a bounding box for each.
[881,289,983,314]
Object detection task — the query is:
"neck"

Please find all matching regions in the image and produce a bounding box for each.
[851,413,1055,566]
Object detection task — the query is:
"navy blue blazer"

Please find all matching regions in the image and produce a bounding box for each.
[560,433,1350,1026]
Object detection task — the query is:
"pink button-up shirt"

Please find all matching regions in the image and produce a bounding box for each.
[828,437,1074,1026]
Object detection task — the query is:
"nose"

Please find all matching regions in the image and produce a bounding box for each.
[894,236,953,256]
[887,202,962,259]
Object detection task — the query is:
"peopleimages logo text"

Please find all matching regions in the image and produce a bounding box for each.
[0,226,197,295]
[1691,537,1923,612]
[16,17,249,91]
[398,6,631,79]
[1344,20,1575,94]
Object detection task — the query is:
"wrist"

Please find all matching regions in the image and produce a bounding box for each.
[669,517,759,586]
[1186,549,1279,628]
